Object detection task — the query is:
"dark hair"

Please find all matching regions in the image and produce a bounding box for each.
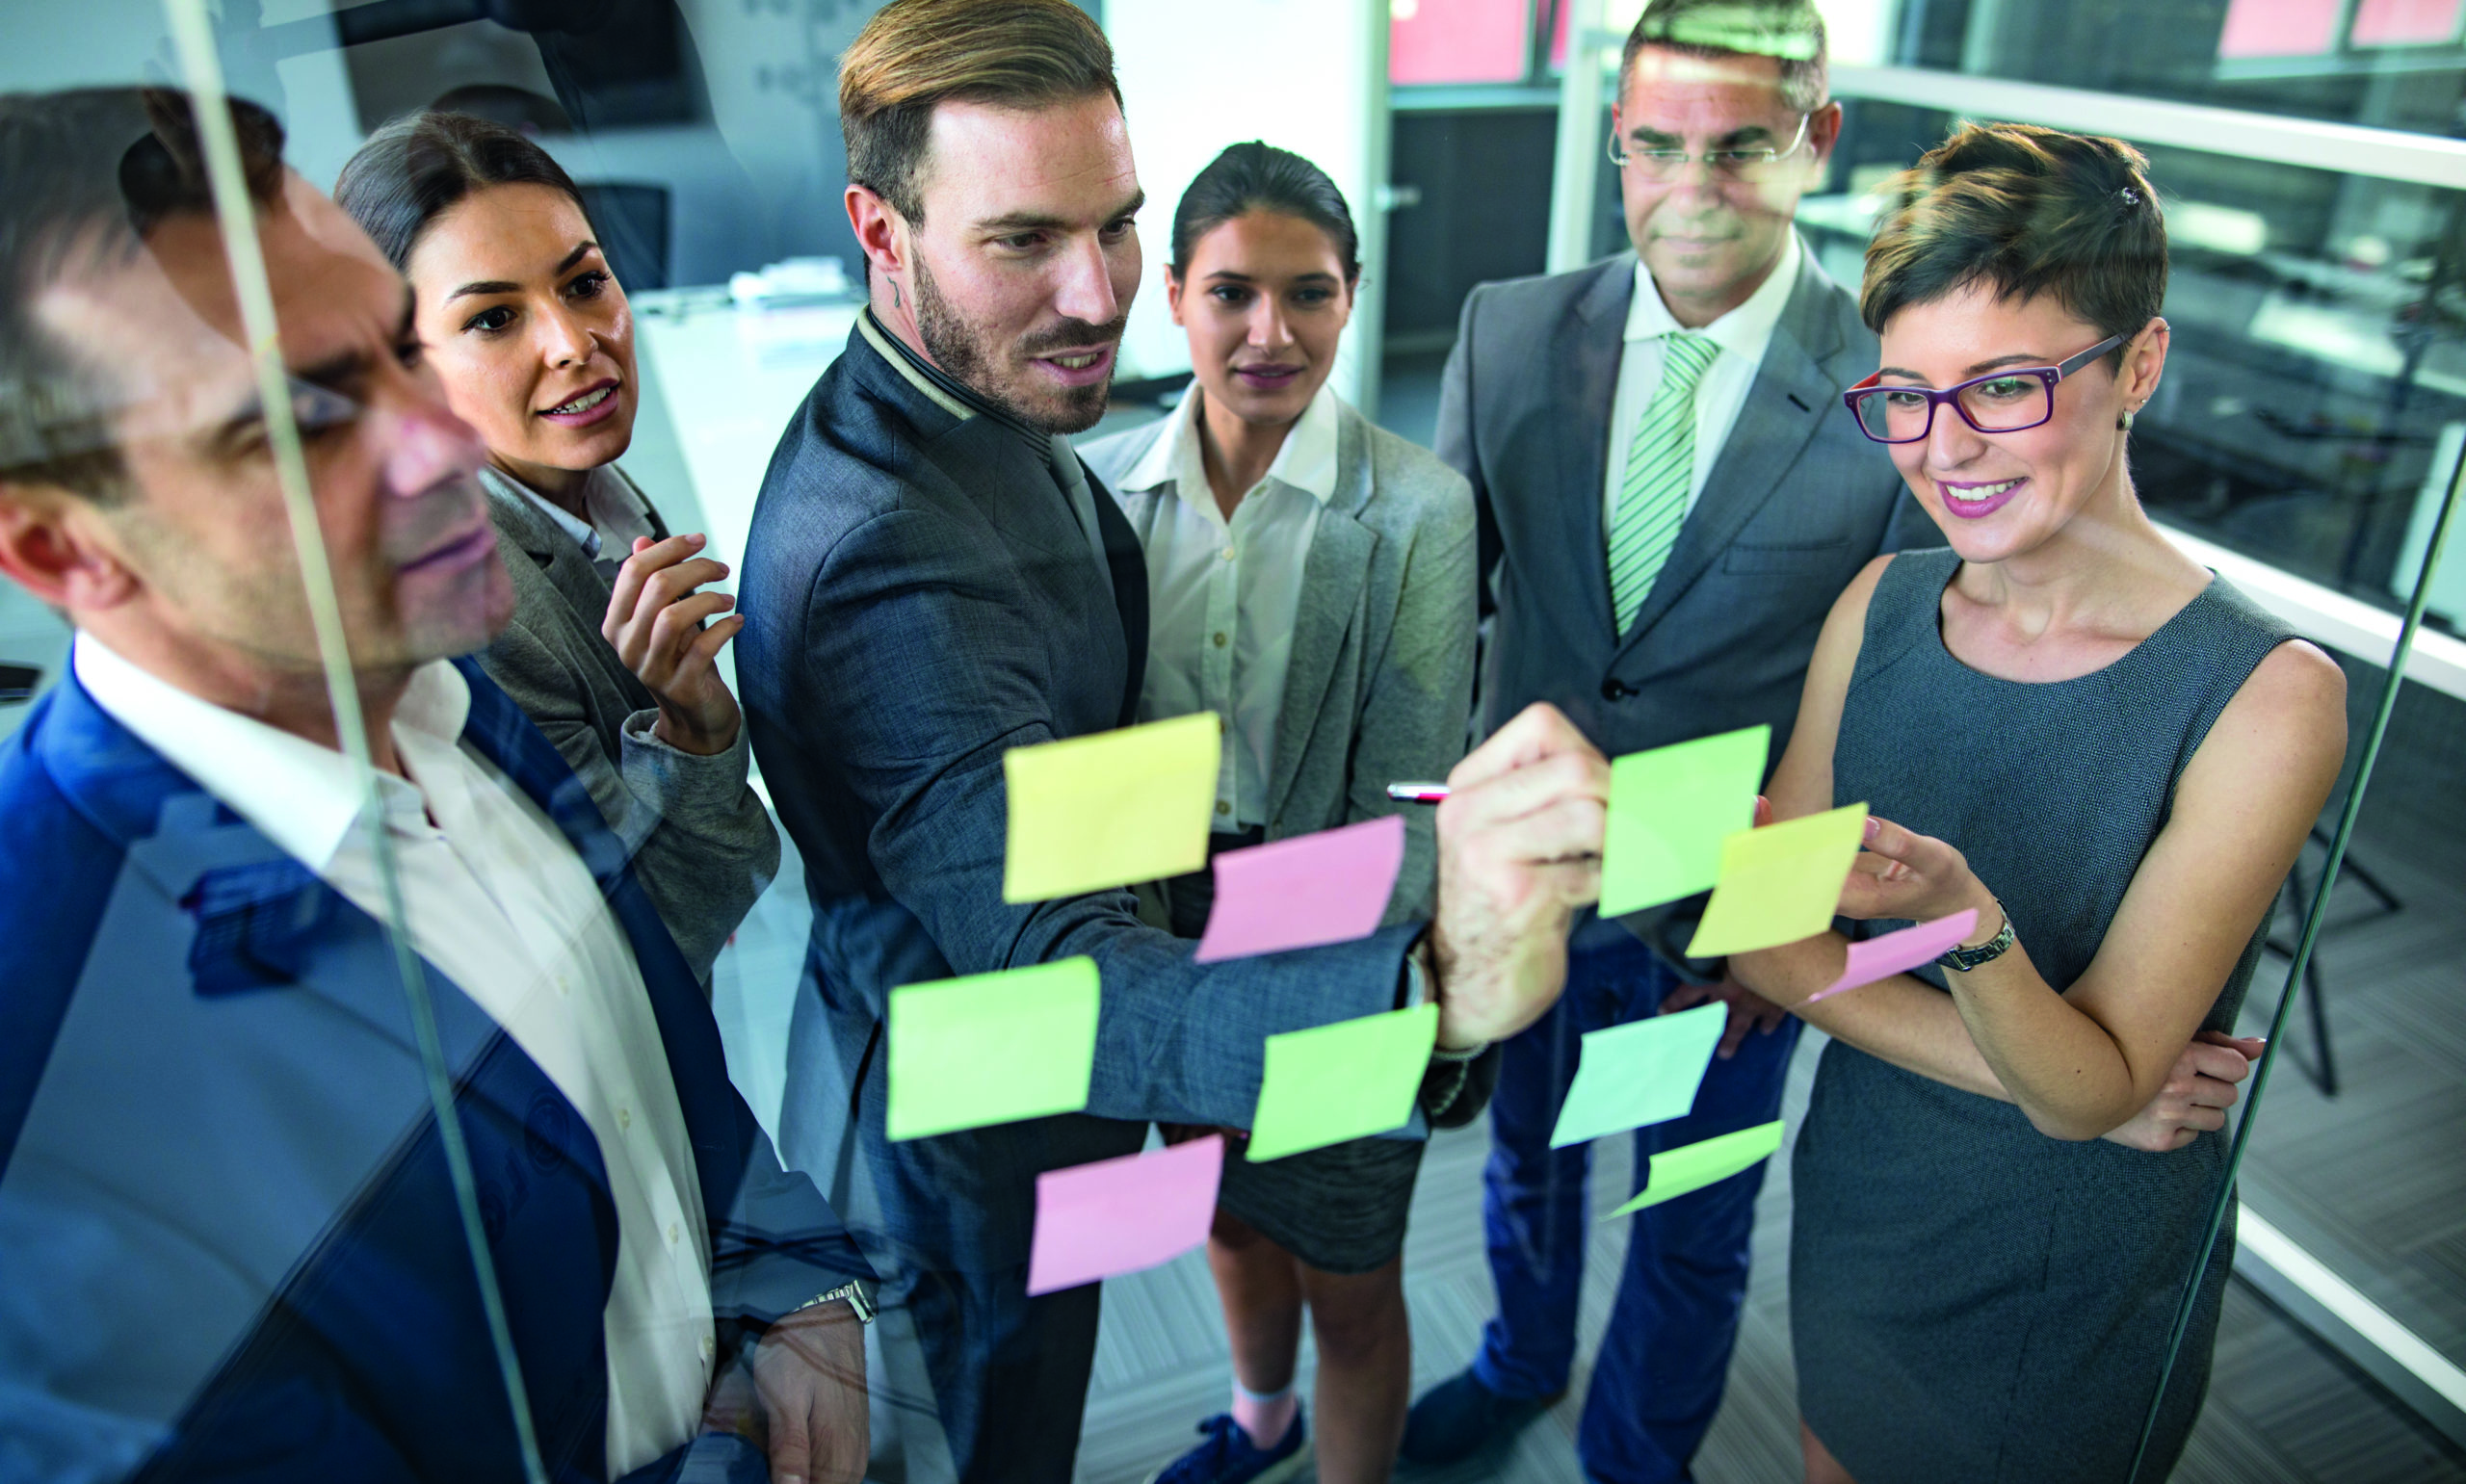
[839,0,1121,224]
[1862,122,2167,370]
[334,110,588,273]
[1168,142,1360,284]
[1623,0,1829,115]
[0,87,287,502]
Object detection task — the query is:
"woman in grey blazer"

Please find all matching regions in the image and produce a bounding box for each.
[1080,143,1476,1484]
[336,112,776,982]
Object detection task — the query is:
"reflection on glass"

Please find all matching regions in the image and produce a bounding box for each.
[1807,103,2466,634]
[0,21,875,1479]
[1391,0,1534,85]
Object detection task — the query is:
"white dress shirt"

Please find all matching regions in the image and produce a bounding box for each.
[485,462,659,564]
[71,635,714,1477]
[1113,381,1341,830]
[1604,232,1802,530]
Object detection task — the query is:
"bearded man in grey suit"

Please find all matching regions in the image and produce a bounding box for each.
[734,4,1614,1481]
[1400,4,1920,1480]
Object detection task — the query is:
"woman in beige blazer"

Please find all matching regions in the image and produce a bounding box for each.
[1080,142,1477,1484]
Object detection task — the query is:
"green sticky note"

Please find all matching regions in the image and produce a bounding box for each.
[1599,726,1771,918]
[1607,1120,1785,1218]
[1684,803,1869,958]
[1004,714,1220,902]
[1547,1002,1726,1149]
[1246,1003,1438,1163]
[887,957,1100,1141]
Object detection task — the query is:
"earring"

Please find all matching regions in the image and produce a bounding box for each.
[2117,408,2137,430]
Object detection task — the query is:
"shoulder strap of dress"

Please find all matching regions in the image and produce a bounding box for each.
[1852,546,1957,681]
[2162,574,2305,790]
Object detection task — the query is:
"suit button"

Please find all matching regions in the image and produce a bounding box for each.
[1601,679,1630,701]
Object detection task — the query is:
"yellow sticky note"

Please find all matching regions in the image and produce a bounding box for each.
[1683,803,1868,957]
[1606,1121,1785,1217]
[1246,1004,1438,1163]
[887,957,1099,1141]
[1599,726,1771,918]
[1003,715,1220,903]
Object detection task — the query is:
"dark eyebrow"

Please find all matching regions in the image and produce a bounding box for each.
[976,189,1147,235]
[208,346,373,448]
[207,293,414,448]
[446,277,518,303]
[445,241,599,302]
[1627,124,1780,147]
[1200,270,1342,285]
[1877,353,2047,382]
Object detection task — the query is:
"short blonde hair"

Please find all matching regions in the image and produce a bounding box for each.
[839,0,1120,224]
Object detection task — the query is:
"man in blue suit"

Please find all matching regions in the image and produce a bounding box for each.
[735,3,1614,1479]
[0,89,875,1483]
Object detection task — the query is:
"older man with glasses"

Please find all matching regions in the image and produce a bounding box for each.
[1401,3,1923,1479]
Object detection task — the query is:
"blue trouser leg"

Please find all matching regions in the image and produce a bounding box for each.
[1472,931,1667,1399]
[1575,978,1801,1484]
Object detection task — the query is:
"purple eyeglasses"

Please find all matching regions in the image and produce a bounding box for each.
[1843,335,2125,444]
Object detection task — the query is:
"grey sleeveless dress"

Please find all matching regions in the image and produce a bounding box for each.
[1792,548,2296,1484]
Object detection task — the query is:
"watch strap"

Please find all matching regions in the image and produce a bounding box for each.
[1935,901,2015,974]
[793,1277,877,1324]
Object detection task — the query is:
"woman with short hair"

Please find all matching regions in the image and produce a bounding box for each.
[1079,141,1478,1484]
[336,112,775,980]
[1728,122,2348,1483]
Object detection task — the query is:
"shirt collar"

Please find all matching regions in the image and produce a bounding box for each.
[479,463,653,561]
[71,631,474,871]
[1623,230,1802,354]
[1117,380,1342,512]
[859,307,1049,445]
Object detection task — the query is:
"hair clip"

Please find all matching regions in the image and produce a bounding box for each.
[2118,185,2142,208]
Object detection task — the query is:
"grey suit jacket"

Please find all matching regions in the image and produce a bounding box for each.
[739,318,1467,1273]
[1080,397,1476,921]
[1441,245,1924,945]
[475,467,780,980]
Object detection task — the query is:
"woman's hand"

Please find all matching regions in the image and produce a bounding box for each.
[2101,1031,2262,1152]
[1838,813,1997,932]
[603,532,745,756]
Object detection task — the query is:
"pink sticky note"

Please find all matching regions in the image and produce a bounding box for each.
[1194,815,1407,963]
[1026,1135,1224,1295]
[1803,910,1979,1005]
[2217,0,2341,57]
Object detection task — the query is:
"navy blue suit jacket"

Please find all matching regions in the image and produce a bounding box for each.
[0,659,873,1483]
[737,324,1438,1274]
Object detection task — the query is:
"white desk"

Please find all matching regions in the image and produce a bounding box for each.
[630,288,860,578]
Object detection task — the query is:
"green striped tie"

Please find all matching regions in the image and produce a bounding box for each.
[1608,331,1719,635]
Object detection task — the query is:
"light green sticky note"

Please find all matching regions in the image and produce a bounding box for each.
[1547,1002,1726,1148]
[1599,726,1771,918]
[1246,1003,1439,1163]
[1608,1120,1785,1218]
[1684,803,1869,958]
[887,957,1099,1141]
[1003,714,1220,903]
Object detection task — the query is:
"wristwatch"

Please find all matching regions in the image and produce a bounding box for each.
[792,1277,878,1324]
[1935,900,2016,974]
